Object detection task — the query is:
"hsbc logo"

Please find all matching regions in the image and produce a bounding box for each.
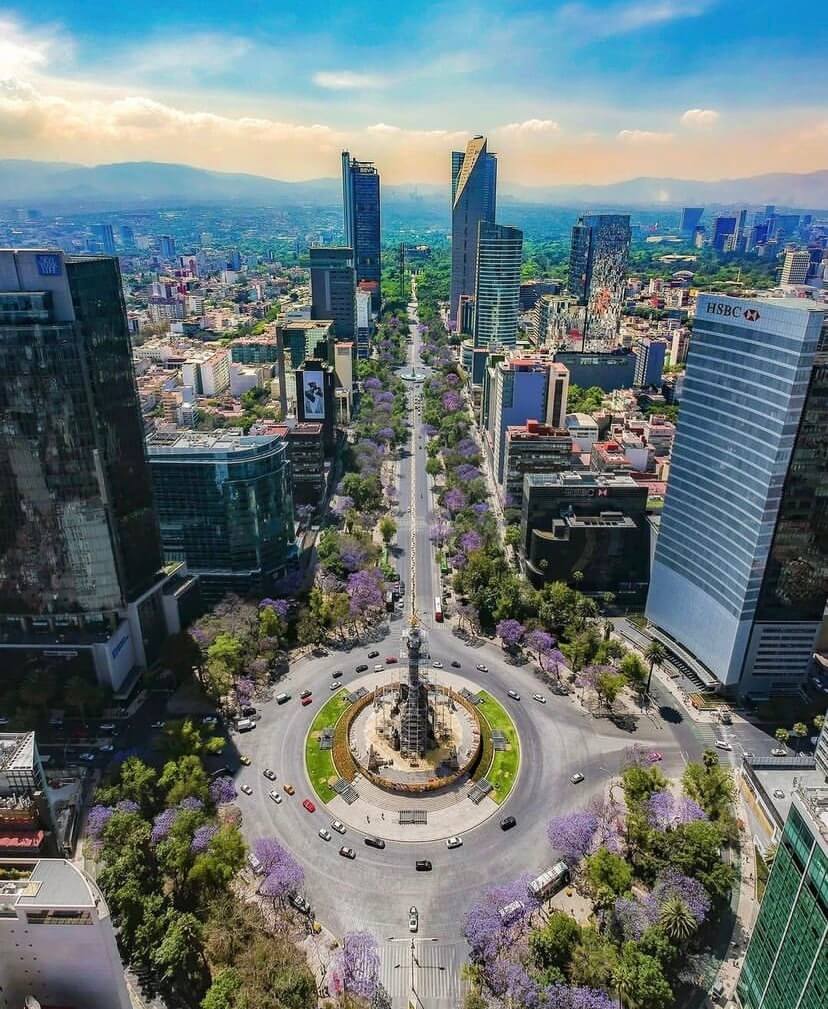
[705,301,761,322]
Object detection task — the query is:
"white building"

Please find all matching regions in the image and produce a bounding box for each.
[564,412,599,453]
[780,249,811,286]
[0,859,131,1009]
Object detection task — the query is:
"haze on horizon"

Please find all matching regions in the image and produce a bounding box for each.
[0,0,826,187]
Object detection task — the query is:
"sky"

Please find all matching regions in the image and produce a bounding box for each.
[0,1,826,187]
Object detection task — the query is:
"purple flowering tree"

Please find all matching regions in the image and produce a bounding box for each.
[259,597,290,620]
[456,438,479,459]
[471,501,490,517]
[429,517,450,546]
[254,838,305,903]
[191,824,218,853]
[459,530,484,554]
[327,930,382,1001]
[363,377,382,390]
[331,495,355,519]
[525,629,554,661]
[547,810,599,864]
[444,488,467,513]
[496,619,525,649]
[548,984,618,1009]
[647,790,708,830]
[86,804,114,846]
[540,648,567,681]
[209,776,237,806]
[346,568,385,620]
[151,807,179,844]
[442,391,462,412]
[116,799,140,814]
[614,895,659,940]
[463,874,540,969]
[652,869,711,923]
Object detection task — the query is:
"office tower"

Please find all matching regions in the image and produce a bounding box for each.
[342,151,382,312]
[0,250,186,690]
[309,246,356,342]
[355,286,373,359]
[503,421,573,511]
[473,222,523,349]
[147,431,295,601]
[746,221,770,252]
[450,136,497,323]
[711,215,737,251]
[567,214,631,346]
[91,223,116,255]
[119,224,135,248]
[736,786,828,1009]
[533,293,582,347]
[0,857,132,1008]
[633,337,667,387]
[546,362,570,428]
[228,248,242,271]
[781,249,811,285]
[680,207,704,236]
[552,348,636,391]
[458,294,476,337]
[765,205,776,220]
[646,295,827,698]
[733,208,749,249]
[159,234,176,259]
[670,327,690,365]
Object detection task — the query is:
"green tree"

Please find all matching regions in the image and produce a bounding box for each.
[258,605,285,643]
[425,457,442,476]
[814,714,825,732]
[596,669,627,713]
[504,525,521,549]
[584,849,633,907]
[530,911,582,978]
[614,944,673,1009]
[96,756,158,814]
[188,824,246,894]
[622,764,668,807]
[158,754,210,806]
[792,722,809,751]
[644,640,666,694]
[152,910,208,992]
[682,751,734,820]
[296,606,324,646]
[202,968,241,1009]
[378,515,397,545]
[205,633,245,701]
[659,895,697,940]
[620,654,647,699]
[158,719,225,760]
[774,727,790,747]
[569,927,618,988]
[636,927,679,973]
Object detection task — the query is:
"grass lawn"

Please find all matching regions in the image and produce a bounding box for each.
[476,691,520,803]
[304,692,351,803]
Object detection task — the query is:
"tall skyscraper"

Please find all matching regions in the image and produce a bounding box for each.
[342,152,381,312]
[309,246,356,342]
[736,786,828,1009]
[91,223,116,255]
[567,213,631,347]
[711,215,737,251]
[473,222,522,349]
[0,250,182,689]
[646,294,828,698]
[633,337,667,387]
[781,249,811,285]
[679,207,704,236]
[159,234,176,259]
[450,136,497,324]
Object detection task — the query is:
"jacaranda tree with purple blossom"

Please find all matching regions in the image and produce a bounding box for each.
[190,823,218,853]
[327,930,382,1001]
[444,487,467,513]
[464,874,541,979]
[525,628,554,661]
[346,567,385,621]
[547,810,599,864]
[647,790,708,831]
[208,776,237,806]
[496,618,525,649]
[255,837,305,904]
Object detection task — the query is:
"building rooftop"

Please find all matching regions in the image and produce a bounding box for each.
[0,859,98,909]
[147,430,284,456]
[525,471,641,490]
[0,733,36,774]
[565,413,599,427]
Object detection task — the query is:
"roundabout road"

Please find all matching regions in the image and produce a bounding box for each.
[230,298,706,975]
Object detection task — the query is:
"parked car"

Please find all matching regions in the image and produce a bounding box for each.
[236,718,256,732]
[409,906,419,932]
[283,783,295,795]
[268,790,282,804]
[532,693,546,704]
[339,846,356,859]
[318,828,332,841]
[247,853,263,875]
[263,768,277,780]
[500,816,517,831]
[98,743,114,753]
[385,656,398,664]
[151,720,166,729]
[330,820,346,835]
[570,772,585,784]
[364,836,385,849]
[289,893,312,914]
[202,715,218,726]
[415,859,432,871]
[302,799,316,813]
[240,705,256,717]
[300,689,312,699]
[446,836,463,849]
[78,752,95,762]
[99,723,116,733]
[240,784,253,796]
[771,748,787,757]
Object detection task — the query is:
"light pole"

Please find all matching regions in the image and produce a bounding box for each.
[387,936,444,1009]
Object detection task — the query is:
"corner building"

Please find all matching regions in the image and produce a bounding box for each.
[646,295,828,699]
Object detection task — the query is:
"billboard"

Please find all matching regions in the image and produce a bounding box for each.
[302,370,325,420]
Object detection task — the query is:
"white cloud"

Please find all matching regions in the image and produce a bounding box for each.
[312,70,389,91]
[554,1,711,40]
[617,129,674,144]
[498,119,560,135]
[680,108,720,128]
[0,18,52,76]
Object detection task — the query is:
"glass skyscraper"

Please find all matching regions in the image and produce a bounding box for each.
[310,246,356,342]
[473,223,523,350]
[450,136,497,325]
[341,152,381,312]
[737,787,828,1009]
[147,431,295,601]
[567,214,631,348]
[646,295,827,698]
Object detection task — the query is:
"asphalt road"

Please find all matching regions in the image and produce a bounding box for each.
[230,300,707,961]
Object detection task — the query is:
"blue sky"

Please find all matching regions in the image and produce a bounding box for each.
[0,1,825,184]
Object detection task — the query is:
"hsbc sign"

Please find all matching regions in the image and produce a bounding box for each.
[705,301,761,322]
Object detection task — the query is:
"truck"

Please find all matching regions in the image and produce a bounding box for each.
[528,861,570,901]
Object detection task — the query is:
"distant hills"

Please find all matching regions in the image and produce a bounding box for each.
[1,159,827,210]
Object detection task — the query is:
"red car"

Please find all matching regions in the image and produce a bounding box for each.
[301,696,313,706]
[385,656,398,664]
[302,799,316,813]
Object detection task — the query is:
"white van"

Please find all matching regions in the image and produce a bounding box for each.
[237,718,256,732]
[276,692,290,704]
[247,853,264,875]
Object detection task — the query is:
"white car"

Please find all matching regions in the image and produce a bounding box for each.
[532,693,547,704]
[78,752,95,762]
[570,772,584,784]
[268,790,282,804]
[98,742,114,752]
[330,681,342,691]
[771,748,787,757]
[240,784,253,796]
[507,690,520,701]
[715,740,732,751]
[446,835,463,849]
[151,720,166,729]
[409,905,419,932]
[476,663,488,672]
[318,828,332,842]
[330,820,346,835]
[373,664,385,673]
[773,788,785,799]
[432,661,443,669]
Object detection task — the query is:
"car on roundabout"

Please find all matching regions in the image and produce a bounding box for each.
[476,663,488,672]
[368,651,380,659]
[385,656,398,664]
[451,660,461,668]
[355,664,368,673]
[303,799,316,813]
[365,836,385,849]
[373,664,385,673]
[299,689,312,699]
[532,693,546,704]
[339,846,356,859]
[415,859,432,871]
[239,754,251,766]
[263,768,277,780]
[507,690,521,701]
[432,661,443,669]
[446,835,463,849]
[330,820,346,834]
[500,816,517,831]
[301,696,313,706]
[268,790,282,804]
[240,784,253,796]
[318,828,332,842]
[283,783,295,796]
[330,682,342,691]
[409,906,419,932]
[332,669,343,678]
[570,772,584,784]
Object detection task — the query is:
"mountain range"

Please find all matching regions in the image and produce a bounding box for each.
[1,159,827,210]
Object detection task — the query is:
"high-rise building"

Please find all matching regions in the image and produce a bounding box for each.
[310,246,356,342]
[147,430,295,602]
[355,286,373,359]
[567,214,631,346]
[0,250,184,690]
[342,152,381,312]
[0,857,132,1008]
[711,215,737,251]
[736,786,828,1009]
[633,337,667,387]
[473,222,523,349]
[646,295,828,698]
[159,234,176,259]
[503,421,573,510]
[91,223,116,255]
[781,249,811,285]
[119,224,135,248]
[450,136,497,324]
[679,207,704,236]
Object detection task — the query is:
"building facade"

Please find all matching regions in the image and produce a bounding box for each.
[473,223,523,349]
[567,214,631,347]
[646,295,828,698]
[342,152,382,311]
[503,422,573,510]
[552,349,636,391]
[148,431,295,601]
[310,246,356,341]
[736,787,828,1009]
[633,337,667,388]
[781,250,811,286]
[450,136,497,324]
[680,207,704,236]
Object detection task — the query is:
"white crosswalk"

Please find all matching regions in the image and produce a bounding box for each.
[378,940,468,1009]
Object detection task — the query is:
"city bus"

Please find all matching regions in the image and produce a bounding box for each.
[434,597,443,622]
[528,861,570,901]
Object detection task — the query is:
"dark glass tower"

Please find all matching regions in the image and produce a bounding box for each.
[342,152,381,312]
[567,213,631,348]
[310,246,356,342]
[0,251,163,619]
[450,136,497,325]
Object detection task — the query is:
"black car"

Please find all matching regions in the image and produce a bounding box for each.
[241,705,256,717]
[355,664,368,673]
[332,669,343,678]
[364,836,386,849]
[368,650,380,659]
[451,660,461,668]
[500,816,517,831]
[415,859,433,871]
